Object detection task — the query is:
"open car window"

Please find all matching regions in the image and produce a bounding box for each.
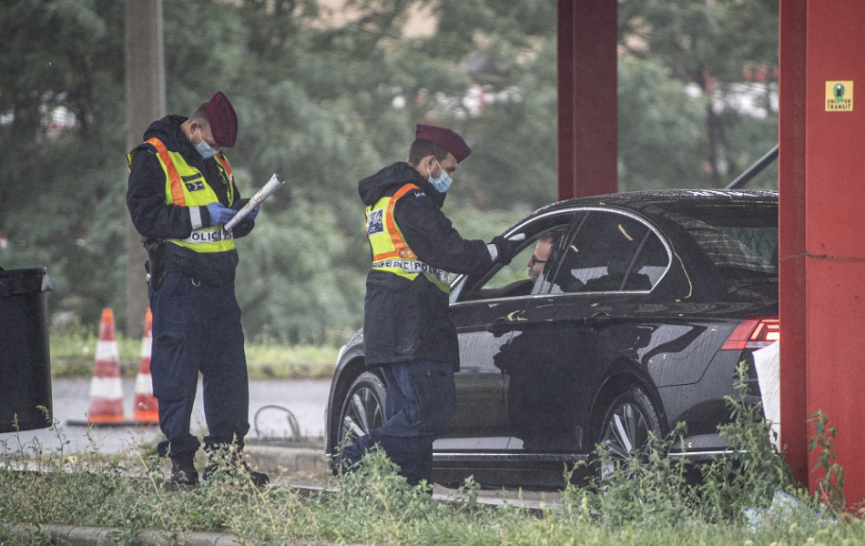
[451,213,575,303]
[461,248,536,301]
[457,227,568,302]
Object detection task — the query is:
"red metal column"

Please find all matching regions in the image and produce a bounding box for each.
[557,0,618,200]
[781,0,865,508]
[778,0,809,486]
[803,0,865,508]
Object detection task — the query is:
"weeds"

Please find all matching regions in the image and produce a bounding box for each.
[809,410,847,512]
[555,361,856,542]
[2,363,864,545]
[697,361,799,522]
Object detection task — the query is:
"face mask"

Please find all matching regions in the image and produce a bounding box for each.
[427,158,452,193]
[194,128,219,159]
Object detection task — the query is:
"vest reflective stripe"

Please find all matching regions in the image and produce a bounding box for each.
[371,183,418,262]
[142,137,236,254]
[214,152,234,188]
[371,259,450,282]
[366,183,450,293]
[145,138,187,205]
[178,228,234,245]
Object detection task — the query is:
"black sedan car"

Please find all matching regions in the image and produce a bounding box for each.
[325,189,779,488]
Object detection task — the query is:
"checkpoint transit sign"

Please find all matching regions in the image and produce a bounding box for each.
[825,81,853,111]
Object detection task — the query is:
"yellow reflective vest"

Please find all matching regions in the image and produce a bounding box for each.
[365,183,450,293]
[129,137,236,254]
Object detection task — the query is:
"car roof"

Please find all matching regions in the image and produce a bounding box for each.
[534,189,778,217]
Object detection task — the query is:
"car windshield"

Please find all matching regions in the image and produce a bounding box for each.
[661,203,778,283]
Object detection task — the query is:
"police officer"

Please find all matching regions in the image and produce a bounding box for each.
[337,124,518,486]
[126,91,267,487]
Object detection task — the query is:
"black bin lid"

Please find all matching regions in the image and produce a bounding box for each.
[0,268,53,298]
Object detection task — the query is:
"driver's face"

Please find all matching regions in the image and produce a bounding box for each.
[528,238,553,281]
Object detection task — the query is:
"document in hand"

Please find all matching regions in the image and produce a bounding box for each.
[224,173,286,231]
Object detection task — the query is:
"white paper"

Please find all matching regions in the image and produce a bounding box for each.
[224,173,286,231]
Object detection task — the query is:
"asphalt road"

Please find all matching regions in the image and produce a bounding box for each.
[1,377,331,455]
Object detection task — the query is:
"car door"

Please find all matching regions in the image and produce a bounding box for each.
[436,292,519,451]
[435,213,573,453]
[497,209,670,455]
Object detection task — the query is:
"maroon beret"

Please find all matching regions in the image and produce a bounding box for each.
[415,124,471,162]
[205,91,238,148]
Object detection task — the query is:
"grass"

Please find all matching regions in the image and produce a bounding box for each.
[2,364,864,545]
[48,322,338,380]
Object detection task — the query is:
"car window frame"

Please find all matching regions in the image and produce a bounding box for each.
[534,206,674,297]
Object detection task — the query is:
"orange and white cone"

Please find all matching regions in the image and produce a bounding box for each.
[85,308,127,424]
[131,308,159,424]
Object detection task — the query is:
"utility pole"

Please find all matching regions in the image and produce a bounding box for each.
[124,0,165,338]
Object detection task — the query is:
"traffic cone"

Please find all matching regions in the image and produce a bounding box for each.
[131,308,159,425]
[84,308,127,425]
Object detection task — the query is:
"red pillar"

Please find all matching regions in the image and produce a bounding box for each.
[778,0,809,486]
[781,0,865,508]
[557,0,618,200]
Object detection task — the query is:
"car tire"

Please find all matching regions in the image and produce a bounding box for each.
[336,371,387,451]
[595,385,663,479]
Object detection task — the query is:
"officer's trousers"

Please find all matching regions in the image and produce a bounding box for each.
[338,359,456,486]
[149,271,250,458]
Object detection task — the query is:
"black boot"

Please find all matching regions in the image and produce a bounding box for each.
[168,453,199,487]
[203,452,269,487]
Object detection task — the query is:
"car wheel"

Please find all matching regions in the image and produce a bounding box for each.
[595,386,662,479]
[337,371,387,450]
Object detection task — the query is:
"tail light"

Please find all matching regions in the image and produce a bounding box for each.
[721,318,780,351]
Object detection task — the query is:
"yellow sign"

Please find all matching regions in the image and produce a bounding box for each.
[826,81,853,111]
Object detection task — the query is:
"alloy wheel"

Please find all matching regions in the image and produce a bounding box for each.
[338,373,385,448]
[596,387,661,479]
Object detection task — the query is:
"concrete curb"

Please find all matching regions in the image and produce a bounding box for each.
[244,443,327,480]
[3,524,241,546]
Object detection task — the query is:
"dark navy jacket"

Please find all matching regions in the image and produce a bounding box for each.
[126,115,254,284]
[358,162,493,368]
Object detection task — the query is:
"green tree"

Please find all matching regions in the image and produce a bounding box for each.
[200,0,561,341]
[0,0,780,342]
[0,0,128,325]
[618,0,779,189]
[617,56,708,191]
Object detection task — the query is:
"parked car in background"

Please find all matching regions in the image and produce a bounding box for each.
[325,189,779,488]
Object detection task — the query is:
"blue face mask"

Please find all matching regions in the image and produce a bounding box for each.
[428,158,452,193]
[195,128,219,159]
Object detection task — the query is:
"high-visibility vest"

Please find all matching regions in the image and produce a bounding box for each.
[365,183,450,293]
[128,138,236,254]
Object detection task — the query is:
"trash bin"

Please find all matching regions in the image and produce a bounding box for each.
[0,268,53,433]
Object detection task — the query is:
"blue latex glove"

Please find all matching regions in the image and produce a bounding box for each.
[230,198,260,222]
[206,203,237,226]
